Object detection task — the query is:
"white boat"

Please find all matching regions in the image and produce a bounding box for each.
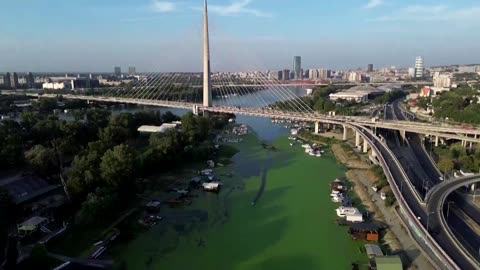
[336,207,359,217]
[330,190,341,196]
[301,144,310,148]
[202,182,222,191]
[316,153,322,157]
[332,196,344,203]
[309,152,315,156]
[380,192,387,201]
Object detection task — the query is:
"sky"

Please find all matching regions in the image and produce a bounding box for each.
[1,0,480,72]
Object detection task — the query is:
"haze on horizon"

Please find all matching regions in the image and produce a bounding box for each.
[1,0,480,73]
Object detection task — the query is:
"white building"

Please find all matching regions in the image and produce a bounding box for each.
[137,122,181,134]
[415,56,424,78]
[433,72,452,88]
[408,68,415,77]
[42,81,71,90]
[329,91,369,103]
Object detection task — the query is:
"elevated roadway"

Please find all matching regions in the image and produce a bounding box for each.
[427,176,480,269]
[392,101,480,269]
[32,94,480,144]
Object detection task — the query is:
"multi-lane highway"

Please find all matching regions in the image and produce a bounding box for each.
[390,101,480,269]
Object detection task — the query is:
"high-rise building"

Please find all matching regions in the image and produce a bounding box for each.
[128,67,136,75]
[308,69,318,79]
[319,69,331,79]
[293,56,302,80]
[269,71,281,80]
[415,56,424,78]
[10,72,19,89]
[367,64,373,72]
[283,69,291,81]
[26,72,35,89]
[114,66,121,76]
[4,73,11,88]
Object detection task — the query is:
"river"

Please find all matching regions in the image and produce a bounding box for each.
[102,88,369,269]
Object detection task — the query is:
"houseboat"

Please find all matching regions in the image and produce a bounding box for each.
[336,206,360,217]
[202,182,222,192]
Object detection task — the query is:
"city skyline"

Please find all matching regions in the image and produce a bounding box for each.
[1,0,480,72]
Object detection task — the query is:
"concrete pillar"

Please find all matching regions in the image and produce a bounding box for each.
[343,126,348,141]
[363,140,369,153]
[469,134,477,149]
[355,132,361,147]
[435,136,439,147]
[315,122,319,134]
[203,0,212,107]
[399,130,406,142]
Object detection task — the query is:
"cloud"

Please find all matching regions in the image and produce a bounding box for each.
[208,0,272,18]
[372,5,480,22]
[151,1,176,13]
[402,5,448,14]
[364,0,384,9]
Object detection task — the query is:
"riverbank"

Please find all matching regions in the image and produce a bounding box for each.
[330,143,435,270]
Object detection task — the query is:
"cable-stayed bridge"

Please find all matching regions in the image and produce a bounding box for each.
[16,1,480,269]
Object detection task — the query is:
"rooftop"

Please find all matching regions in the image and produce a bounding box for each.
[0,175,59,204]
[375,256,403,270]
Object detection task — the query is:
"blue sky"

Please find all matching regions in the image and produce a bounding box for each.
[1,0,480,72]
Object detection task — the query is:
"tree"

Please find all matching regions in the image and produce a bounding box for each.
[31,116,62,144]
[450,145,467,159]
[25,145,58,178]
[459,156,476,172]
[313,98,325,112]
[86,109,111,130]
[67,142,106,199]
[162,111,180,123]
[100,144,135,189]
[20,112,38,132]
[0,120,24,168]
[99,125,130,147]
[181,112,198,144]
[75,188,119,227]
[438,158,454,174]
[323,100,335,112]
[34,98,57,112]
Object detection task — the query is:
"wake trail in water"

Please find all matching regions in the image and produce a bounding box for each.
[252,155,272,206]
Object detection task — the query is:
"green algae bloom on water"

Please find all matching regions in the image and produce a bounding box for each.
[113,135,368,270]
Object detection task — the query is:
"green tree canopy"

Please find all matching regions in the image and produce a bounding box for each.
[438,158,454,174]
[25,145,58,178]
[100,144,136,189]
[0,120,24,168]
